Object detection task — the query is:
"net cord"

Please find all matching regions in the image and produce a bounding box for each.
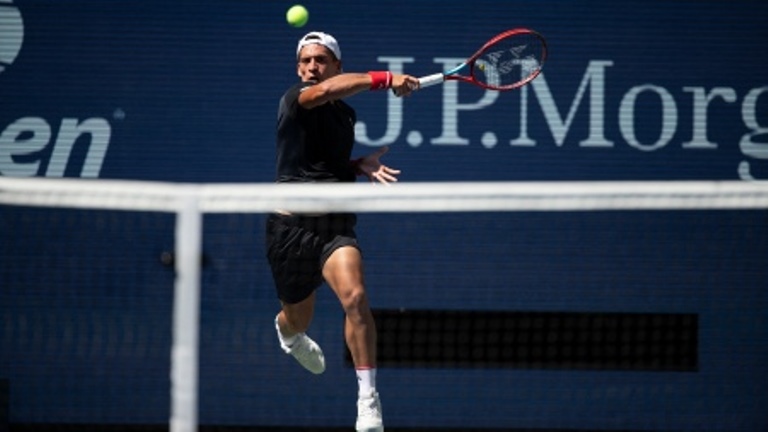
[2,176,768,432]
[3,177,768,213]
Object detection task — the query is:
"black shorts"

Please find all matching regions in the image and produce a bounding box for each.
[265,212,359,304]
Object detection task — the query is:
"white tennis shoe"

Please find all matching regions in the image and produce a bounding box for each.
[275,316,326,374]
[355,389,384,432]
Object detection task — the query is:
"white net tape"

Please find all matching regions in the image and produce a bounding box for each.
[3,177,768,213]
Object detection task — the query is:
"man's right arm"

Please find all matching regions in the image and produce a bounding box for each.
[298,73,418,109]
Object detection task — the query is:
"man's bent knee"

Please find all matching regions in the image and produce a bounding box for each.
[340,288,371,319]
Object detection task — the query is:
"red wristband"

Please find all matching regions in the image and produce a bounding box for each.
[368,71,392,90]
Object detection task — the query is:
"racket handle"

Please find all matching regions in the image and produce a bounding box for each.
[418,73,445,89]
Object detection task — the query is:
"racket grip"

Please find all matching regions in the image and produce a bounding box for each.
[418,73,445,89]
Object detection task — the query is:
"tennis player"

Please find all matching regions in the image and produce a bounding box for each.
[266,31,419,432]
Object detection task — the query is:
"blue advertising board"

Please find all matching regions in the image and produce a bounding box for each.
[1,0,767,430]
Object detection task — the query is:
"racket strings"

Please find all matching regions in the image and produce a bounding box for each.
[473,32,545,90]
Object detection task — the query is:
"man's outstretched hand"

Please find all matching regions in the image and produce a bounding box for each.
[358,146,401,185]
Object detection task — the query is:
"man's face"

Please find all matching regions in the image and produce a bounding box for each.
[297,44,341,83]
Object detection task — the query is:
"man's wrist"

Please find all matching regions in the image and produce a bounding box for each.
[350,157,365,176]
[368,71,392,90]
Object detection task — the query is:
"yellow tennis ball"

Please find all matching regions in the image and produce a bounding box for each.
[286,5,309,28]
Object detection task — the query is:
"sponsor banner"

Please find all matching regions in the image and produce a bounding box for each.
[1,1,766,181]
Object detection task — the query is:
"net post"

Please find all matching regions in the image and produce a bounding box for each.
[170,191,202,432]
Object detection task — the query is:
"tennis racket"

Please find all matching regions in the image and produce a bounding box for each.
[417,29,547,91]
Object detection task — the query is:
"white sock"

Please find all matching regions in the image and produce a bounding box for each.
[275,316,298,347]
[356,367,376,396]
[280,331,298,347]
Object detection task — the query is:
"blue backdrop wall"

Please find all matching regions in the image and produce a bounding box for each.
[1,0,767,430]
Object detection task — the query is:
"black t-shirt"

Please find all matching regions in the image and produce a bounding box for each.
[275,81,357,183]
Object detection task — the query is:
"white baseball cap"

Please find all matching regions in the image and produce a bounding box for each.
[296,31,342,60]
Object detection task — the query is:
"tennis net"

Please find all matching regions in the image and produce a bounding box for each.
[2,177,767,431]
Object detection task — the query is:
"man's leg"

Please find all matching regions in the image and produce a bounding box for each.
[277,291,317,337]
[323,247,376,366]
[323,246,383,432]
[275,292,326,374]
